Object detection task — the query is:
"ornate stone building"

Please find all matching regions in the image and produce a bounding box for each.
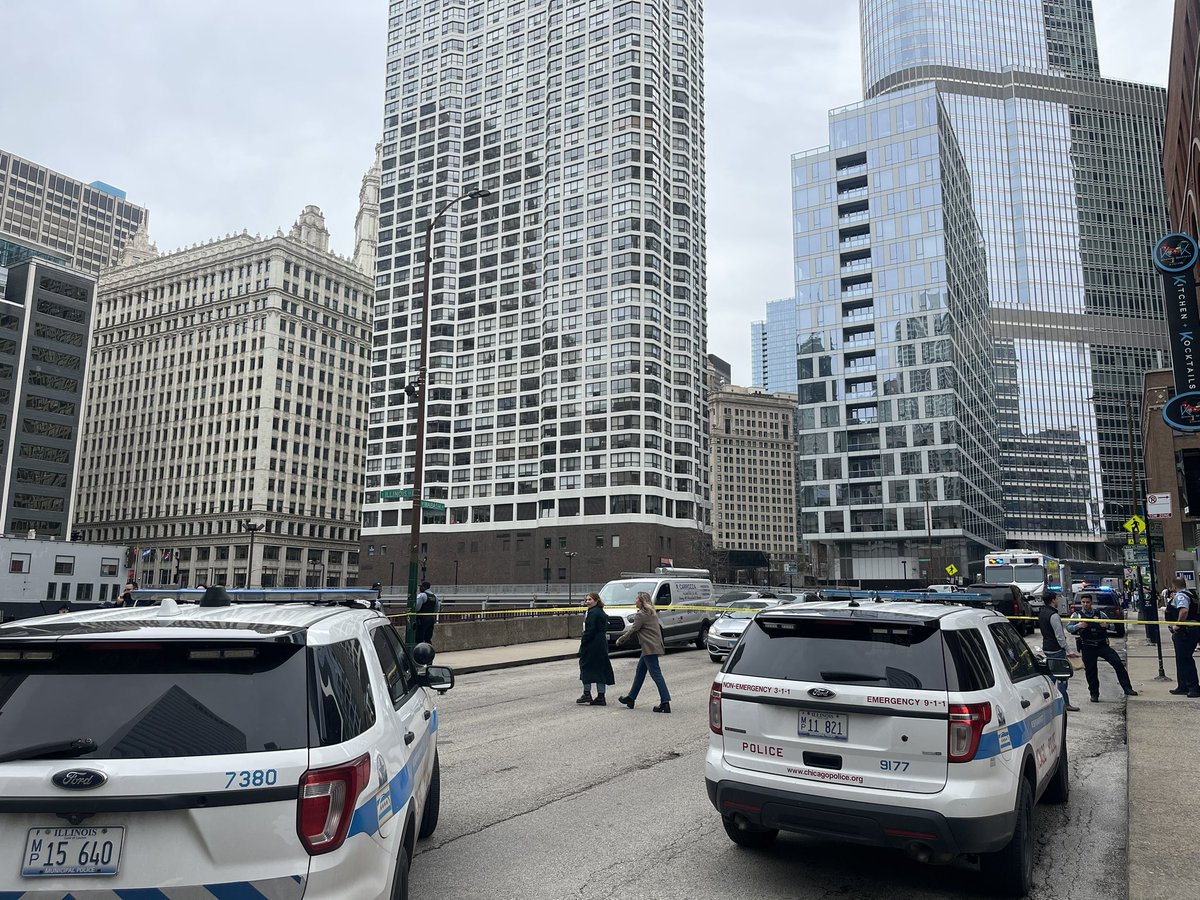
[74,165,380,588]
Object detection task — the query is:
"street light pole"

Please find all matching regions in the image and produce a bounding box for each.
[1126,399,1168,681]
[406,188,491,649]
[454,558,459,592]
[564,551,577,604]
[239,519,265,589]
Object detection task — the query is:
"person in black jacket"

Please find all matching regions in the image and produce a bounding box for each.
[576,592,614,706]
[1068,594,1138,702]
[1038,592,1079,712]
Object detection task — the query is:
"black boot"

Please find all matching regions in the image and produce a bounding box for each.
[653,702,671,714]
[590,694,607,706]
[575,691,592,704]
[618,695,635,708]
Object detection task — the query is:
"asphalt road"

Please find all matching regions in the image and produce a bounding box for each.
[412,643,1130,900]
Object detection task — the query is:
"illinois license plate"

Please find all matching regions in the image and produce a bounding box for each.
[798,709,849,741]
[22,826,124,877]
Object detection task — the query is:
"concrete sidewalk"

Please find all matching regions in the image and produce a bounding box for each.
[1122,624,1198,900]
[431,623,1197,900]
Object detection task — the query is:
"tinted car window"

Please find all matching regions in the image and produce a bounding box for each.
[943,628,996,691]
[726,617,948,691]
[988,623,1040,682]
[0,641,308,759]
[370,625,410,706]
[310,639,377,746]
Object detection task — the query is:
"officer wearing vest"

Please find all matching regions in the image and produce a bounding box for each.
[1067,594,1138,702]
[1038,592,1079,712]
[1166,577,1200,698]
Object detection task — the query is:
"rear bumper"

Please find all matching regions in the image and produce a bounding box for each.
[706,779,1014,856]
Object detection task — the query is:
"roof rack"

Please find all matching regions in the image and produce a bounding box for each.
[130,588,381,609]
[617,568,711,579]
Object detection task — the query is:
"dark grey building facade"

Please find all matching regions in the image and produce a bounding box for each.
[0,258,96,539]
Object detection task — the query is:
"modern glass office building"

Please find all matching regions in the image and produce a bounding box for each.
[360,0,710,586]
[761,1,1170,575]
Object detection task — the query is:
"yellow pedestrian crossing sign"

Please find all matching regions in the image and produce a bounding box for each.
[1123,515,1146,534]
[945,563,958,576]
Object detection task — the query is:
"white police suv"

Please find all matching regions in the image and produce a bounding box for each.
[0,589,453,899]
[706,600,1071,897]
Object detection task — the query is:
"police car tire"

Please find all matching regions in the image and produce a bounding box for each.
[709,653,723,663]
[722,815,778,849]
[980,777,1033,897]
[1043,730,1069,805]
[418,753,441,839]
[389,842,410,900]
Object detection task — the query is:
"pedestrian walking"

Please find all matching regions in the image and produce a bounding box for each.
[1067,594,1138,702]
[576,592,614,706]
[616,591,672,713]
[414,581,439,647]
[1166,577,1200,698]
[1038,591,1079,712]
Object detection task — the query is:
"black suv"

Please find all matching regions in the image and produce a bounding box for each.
[962,584,1035,635]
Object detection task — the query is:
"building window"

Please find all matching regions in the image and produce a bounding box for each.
[54,555,75,576]
[10,553,31,574]
[100,558,119,577]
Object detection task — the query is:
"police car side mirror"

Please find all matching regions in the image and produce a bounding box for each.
[1041,656,1073,680]
[421,664,455,694]
[412,642,436,667]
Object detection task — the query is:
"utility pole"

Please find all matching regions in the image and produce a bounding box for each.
[239,519,265,589]
[1127,399,1168,680]
[564,551,577,604]
[404,188,491,649]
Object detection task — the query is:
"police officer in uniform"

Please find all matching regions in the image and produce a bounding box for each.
[1038,591,1079,712]
[1067,594,1138,702]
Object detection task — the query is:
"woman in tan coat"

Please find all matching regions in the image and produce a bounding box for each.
[615,590,672,713]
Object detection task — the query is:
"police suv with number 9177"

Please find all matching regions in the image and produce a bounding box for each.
[705,600,1072,898]
[0,588,454,899]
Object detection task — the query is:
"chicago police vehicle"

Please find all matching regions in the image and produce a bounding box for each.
[0,588,453,899]
[705,600,1071,897]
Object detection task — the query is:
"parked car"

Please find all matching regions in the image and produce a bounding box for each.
[1068,588,1126,637]
[705,599,778,662]
[963,583,1036,635]
[706,599,1072,897]
[0,593,454,898]
[714,590,778,607]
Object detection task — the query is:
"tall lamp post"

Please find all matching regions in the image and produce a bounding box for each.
[239,519,265,589]
[564,551,578,604]
[405,188,491,649]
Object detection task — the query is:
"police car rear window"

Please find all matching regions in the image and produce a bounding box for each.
[726,618,949,691]
[0,641,309,759]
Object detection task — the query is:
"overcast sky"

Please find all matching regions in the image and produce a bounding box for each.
[1,1,1176,384]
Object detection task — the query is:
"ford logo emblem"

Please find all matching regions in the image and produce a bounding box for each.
[807,688,835,699]
[51,769,107,791]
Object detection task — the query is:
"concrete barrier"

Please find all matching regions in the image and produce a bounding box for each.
[386,610,584,652]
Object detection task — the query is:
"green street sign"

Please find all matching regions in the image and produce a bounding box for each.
[1150,534,1166,552]
[379,488,414,501]
[420,500,446,512]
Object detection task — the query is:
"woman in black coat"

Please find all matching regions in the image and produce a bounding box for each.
[577,592,615,706]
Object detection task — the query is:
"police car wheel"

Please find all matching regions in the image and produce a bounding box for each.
[709,653,723,663]
[980,777,1033,896]
[389,842,410,900]
[722,815,778,849]
[1043,730,1069,804]
[418,753,441,839]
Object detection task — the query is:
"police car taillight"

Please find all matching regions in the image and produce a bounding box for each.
[948,702,992,762]
[709,681,723,735]
[297,753,371,855]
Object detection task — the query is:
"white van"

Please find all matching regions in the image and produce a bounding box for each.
[598,568,715,649]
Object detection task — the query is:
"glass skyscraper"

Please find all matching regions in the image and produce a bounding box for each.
[761,0,1169,578]
[360,0,709,586]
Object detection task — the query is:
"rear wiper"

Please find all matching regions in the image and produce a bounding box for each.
[820,671,887,682]
[0,737,97,764]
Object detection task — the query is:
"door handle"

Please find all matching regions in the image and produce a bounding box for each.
[424,709,432,721]
[1020,699,1031,709]
[404,731,415,745]
[1042,691,1051,700]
